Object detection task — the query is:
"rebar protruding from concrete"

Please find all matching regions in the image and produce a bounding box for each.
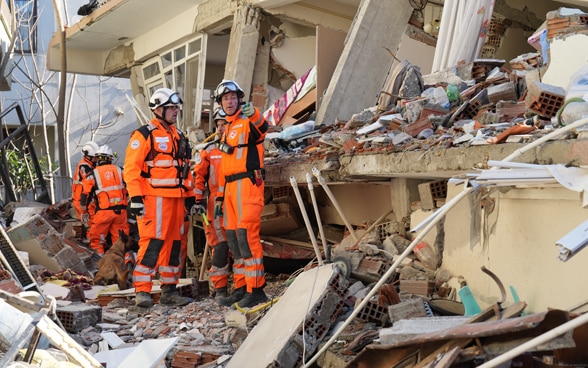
[290,176,323,265]
[477,311,588,368]
[311,167,359,242]
[303,185,474,367]
[306,172,327,260]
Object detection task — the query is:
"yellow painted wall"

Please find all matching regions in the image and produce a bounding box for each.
[441,182,588,313]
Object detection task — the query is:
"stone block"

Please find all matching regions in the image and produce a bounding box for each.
[56,303,102,333]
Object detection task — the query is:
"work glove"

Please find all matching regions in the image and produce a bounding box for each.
[80,212,90,226]
[129,196,145,217]
[214,197,224,218]
[193,199,207,216]
[242,102,255,118]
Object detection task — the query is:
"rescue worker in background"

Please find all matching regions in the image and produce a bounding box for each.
[179,146,197,281]
[80,145,129,255]
[194,108,246,306]
[124,87,195,308]
[72,141,99,243]
[213,79,269,308]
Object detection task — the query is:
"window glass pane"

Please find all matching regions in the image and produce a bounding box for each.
[164,71,173,89]
[143,62,160,80]
[149,83,164,96]
[161,52,172,69]
[174,64,185,98]
[14,0,36,53]
[174,46,186,62]
[188,39,201,55]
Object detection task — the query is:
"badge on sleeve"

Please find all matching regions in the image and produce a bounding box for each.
[130,140,140,149]
[195,155,202,165]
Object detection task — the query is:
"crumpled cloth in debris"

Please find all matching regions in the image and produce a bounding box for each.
[40,268,94,290]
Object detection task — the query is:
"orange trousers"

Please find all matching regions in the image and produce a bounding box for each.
[223,178,265,292]
[133,196,184,293]
[88,209,128,255]
[205,197,246,290]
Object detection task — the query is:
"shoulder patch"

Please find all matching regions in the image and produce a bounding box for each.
[195,155,202,165]
[130,139,140,149]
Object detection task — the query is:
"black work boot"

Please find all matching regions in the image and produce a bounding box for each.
[214,287,228,302]
[160,284,191,306]
[218,286,246,307]
[135,291,153,308]
[236,287,268,309]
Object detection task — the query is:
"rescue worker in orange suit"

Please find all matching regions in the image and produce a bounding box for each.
[213,80,269,308]
[179,155,196,280]
[72,141,99,242]
[124,88,194,308]
[194,108,246,306]
[80,145,129,255]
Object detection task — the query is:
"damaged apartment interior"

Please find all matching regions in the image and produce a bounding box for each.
[1,0,588,367]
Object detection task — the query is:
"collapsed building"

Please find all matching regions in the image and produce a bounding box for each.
[0,0,587,367]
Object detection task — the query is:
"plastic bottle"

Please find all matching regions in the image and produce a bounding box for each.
[446,84,459,102]
[413,241,438,269]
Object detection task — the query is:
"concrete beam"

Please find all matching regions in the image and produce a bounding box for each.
[224,5,260,99]
[264,3,355,32]
[195,0,235,34]
[264,139,588,186]
[316,0,413,126]
[493,0,543,31]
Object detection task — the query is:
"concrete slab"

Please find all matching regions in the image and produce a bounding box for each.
[226,264,348,368]
[379,316,470,345]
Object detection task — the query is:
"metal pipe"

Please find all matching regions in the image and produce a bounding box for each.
[290,176,324,265]
[311,167,358,242]
[477,311,588,368]
[303,185,474,367]
[306,172,327,260]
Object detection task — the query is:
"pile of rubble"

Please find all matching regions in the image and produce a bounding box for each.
[263,7,588,171]
[0,199,587,367]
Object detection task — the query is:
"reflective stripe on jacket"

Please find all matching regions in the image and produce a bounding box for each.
[90,164,128,210]
[124,119,186,198]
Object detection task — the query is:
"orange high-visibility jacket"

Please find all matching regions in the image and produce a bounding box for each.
[124,118,191,199]
[72,157,94,204]
[194,142,222,201]
[82,164,128,210]
[217,108,268,198]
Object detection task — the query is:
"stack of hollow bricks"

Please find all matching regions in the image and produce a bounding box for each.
[525,81,565,118]
[546,11,588,41]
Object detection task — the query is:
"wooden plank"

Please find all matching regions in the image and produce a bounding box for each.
[278,88,316,126]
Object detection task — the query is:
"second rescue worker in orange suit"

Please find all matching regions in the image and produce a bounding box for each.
[193,108,246,306]
[80,145,129,255]
[124,88,195,308]
[214,80,269,308]
[72,141,99,242]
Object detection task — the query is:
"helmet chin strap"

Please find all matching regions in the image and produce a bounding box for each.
[155,106,175,125]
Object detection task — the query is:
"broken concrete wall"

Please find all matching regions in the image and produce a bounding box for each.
[441,182,588,313]
[314,183,393,227]
[396,33,435,75]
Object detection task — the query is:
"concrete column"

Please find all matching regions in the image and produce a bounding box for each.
[316,0,413,125]
[251,39,270,109]
[224,4,261,99]
[391,178,419,226]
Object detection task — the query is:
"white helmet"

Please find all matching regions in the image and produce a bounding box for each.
[214,80,244,103]
[97,145,113,159]
[82,141,99,157]
[148,88,183,110]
